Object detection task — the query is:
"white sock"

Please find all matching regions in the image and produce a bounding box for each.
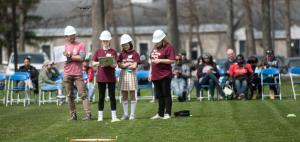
[130,101,137,117]
[122,101,129,116]
[98,111,103,120]
[111,110,117,119]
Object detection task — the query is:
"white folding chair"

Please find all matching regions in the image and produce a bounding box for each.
[261,68,282,100]
[289,67,300,100]
[0,73,6,104]
[6,72,31,107]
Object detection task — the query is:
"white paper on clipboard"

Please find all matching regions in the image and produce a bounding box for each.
[53,45,67,63]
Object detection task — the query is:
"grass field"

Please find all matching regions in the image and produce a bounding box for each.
[1,80,300,142]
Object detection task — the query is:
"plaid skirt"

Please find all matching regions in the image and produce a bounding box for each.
[119,69,137,91]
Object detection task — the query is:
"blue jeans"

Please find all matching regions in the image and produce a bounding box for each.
[234,79,248,95]
[86,82,95,101]
[200,73,224,97]
[194,79,201,97]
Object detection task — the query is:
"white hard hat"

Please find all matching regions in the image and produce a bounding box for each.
[99,30,112,40]
[152,29,166,43]
[120,34,133,45]
[64,25,77,36]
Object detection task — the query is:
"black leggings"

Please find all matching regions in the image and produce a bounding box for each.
[153,78,172,117]
[98,82,116,111]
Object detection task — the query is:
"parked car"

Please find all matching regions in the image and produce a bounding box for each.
[6,52,49,75]
[281,57,300,74]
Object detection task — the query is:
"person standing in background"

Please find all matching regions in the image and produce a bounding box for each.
[63,25,91,121]
[149,29,175,120]
[92,30,120,122]
[117,34,140,120]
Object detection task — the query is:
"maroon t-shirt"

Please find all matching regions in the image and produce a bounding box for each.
[92,48,117,83]
[150,43,176,80]
[117,50,140,67]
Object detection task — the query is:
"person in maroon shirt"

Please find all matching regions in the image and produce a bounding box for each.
[92,30,120,122]
[149,29,175,120]
[117,34,140,120]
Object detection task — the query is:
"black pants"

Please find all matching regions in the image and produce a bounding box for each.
[98,82,116,111]
[153,78,172,117]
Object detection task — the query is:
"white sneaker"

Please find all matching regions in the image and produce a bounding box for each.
[163,114,171,119]
[57,94,66,99]
[97,117,103,122]
[121,115,129,120]
[111,118,120,122]
[150,114,163,120]
[129,115,135,120]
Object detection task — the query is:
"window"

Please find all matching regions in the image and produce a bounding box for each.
[239,40,245,55]
[191,42,198,60]
[291,40,300,57]
[41,45,51,59]
[139,43,148,58]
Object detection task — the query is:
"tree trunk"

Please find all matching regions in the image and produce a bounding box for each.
[129,0,136,49]
[12,0,18,70]
[91,0,105,53]
[18,0,25,52]
[285,0,292,57]
[167,0,180,53]
[243,0,256,56]
[262,0,272,50]
[226,0,235,51]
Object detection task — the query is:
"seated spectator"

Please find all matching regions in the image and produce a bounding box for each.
[247,56,262,99]
[171,55,190,102]
[171,66,186,102]
[228,54,253,100]
[18,56,39,94]
[197,53,225,100]
[39,60,65,104]
[192,56,202,100]
[82,60,95,102]
[260,49,281,99]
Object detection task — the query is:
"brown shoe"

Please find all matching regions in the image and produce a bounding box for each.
[68,113,77,121]
[82,112,92,121]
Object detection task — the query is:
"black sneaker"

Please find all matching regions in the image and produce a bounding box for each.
[82,113,92,121]
[68,113,77,121]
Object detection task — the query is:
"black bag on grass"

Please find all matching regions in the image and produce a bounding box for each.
[174,110,190,117]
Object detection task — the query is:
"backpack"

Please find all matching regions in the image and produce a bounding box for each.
[174,110,190,117]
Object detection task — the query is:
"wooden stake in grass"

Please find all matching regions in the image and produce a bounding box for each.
[69,136,117,142]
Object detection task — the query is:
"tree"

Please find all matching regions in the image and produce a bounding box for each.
[187,0,204,58]
[91,0,105,53]
[129,0,136,50]
[243,0,256,56]
[167,0,180,53]
[226,0,235,51]
[284,0,292,57]
[262,0,272,50]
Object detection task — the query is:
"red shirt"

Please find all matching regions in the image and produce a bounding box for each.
[150,43,176,80]
[228,63,253,77]
[64,42,86,76]
[117,50,140,66]
[92,48,117,83]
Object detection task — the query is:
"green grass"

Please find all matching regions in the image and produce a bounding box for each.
[1,80,300,142]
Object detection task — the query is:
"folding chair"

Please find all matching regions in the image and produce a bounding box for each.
[289,67,300,100]
[6,72,31,106]
[39,85,59,106]
[0,73,6,104]
[261,68,282,100]
[136,70,155,101]
[199,85,211,101]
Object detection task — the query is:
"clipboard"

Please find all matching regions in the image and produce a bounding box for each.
[98,56,115,66]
